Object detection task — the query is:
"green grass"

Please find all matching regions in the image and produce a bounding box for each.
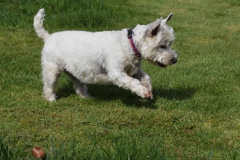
[0,0,240,159]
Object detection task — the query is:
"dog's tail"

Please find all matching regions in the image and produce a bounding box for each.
[34,8,49,41]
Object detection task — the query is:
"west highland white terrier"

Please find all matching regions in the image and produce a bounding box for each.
[34,8,177,102]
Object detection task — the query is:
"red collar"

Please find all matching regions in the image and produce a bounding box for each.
[127,29,141,57]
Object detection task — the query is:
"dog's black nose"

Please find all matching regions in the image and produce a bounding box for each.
[171,58,177,64]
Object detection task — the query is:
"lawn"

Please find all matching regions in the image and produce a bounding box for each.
[0,0,240,159]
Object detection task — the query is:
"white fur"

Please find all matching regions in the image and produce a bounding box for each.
[34,8,177,102]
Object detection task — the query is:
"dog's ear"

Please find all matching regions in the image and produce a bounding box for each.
[162,13,173,24]
[146,18,162,37]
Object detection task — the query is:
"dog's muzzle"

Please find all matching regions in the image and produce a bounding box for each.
[156,57,177,68]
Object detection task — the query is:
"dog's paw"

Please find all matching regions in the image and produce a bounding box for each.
[144,90,153,99]
[139,88,153,99]
[44,94,56,102]
[80,94,92,98]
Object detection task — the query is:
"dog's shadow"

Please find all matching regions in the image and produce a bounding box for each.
[154,87,196,101]
[57,84,196,109]
[119,87,196,109]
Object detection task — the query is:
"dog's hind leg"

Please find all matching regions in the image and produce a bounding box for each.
[42,62,61,102]
[65,71,90,98]
[73,81,90,98]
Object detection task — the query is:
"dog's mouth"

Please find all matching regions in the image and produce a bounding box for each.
[156,61,166,68]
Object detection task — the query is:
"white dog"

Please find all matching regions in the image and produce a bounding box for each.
[34,8,177,102]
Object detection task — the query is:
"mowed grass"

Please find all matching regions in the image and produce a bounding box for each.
[0,0,240,159]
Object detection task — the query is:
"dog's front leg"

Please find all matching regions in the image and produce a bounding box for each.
[111,72,153,99]
[134,70,152,93]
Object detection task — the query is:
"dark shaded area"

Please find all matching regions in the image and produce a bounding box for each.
[154,87,196,101]
[57,83,196,109]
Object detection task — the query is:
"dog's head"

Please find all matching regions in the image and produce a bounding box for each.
[134,13,177,68]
